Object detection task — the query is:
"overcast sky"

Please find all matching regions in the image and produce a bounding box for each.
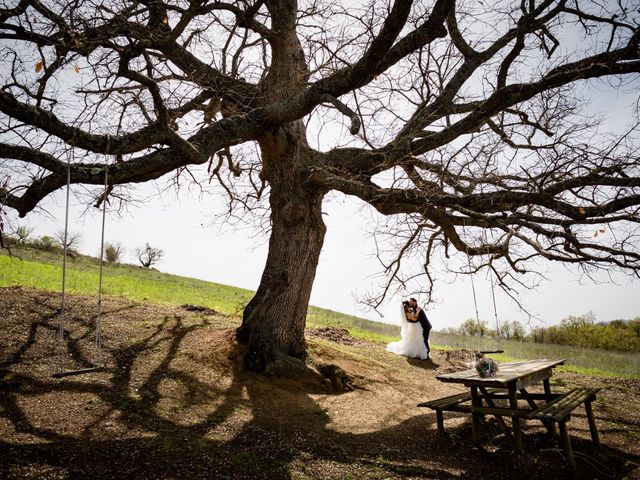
[11,159,640,332]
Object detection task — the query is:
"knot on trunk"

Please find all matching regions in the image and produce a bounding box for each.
[280,198,307,226]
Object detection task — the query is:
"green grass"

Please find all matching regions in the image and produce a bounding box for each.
[2,247,638,378]
[0,247,398,336]
[306,307,399,341]
[0,252,252,314]
[430,331,640,378]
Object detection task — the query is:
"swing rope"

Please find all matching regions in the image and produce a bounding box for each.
[463,225,504,355]
[56,161,72,375]
[54,139,110,378]
[95,164,108,367]
[467,253,484,352]
[468,257,481,325]
[489,267,502,350]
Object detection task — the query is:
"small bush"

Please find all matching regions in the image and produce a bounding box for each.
[1,234,17,247]
[104,242,123,264]
[36,235,56,251]
[15,226,33,245]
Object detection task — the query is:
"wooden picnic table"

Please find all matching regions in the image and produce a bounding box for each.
[436,358,566,453]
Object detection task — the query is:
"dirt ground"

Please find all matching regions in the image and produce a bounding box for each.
[1,286,639,479]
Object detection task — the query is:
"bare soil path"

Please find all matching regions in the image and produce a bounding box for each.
[1,287,639,479]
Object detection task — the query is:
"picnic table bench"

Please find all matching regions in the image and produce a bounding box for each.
[419,359,601,473]
[418,388,561,433]
[527,386,600,471]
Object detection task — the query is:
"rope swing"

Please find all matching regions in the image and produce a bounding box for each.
[489,264,503,352]
[465,237,504,356]
[467,253,485,352]
[53,144,110,378]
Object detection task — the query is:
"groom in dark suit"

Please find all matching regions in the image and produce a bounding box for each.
[409,297,432,356]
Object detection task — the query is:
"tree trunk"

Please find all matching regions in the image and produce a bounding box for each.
[234,2,326,373]
[236,122,327,372]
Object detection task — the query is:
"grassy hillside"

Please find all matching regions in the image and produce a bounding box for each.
[2,247,638,377]
[0,247,400,341]
[430,331,640,378]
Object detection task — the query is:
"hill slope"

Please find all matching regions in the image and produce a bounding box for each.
[1,287,639,479]
[3,247,640,378]
[0,247,399,341]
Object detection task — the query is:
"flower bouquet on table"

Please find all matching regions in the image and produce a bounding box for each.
[475,357,499,377]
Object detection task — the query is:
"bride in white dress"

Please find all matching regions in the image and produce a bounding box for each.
[386,302,429,360]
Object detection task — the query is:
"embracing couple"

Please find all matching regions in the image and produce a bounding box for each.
[386,298,432,360]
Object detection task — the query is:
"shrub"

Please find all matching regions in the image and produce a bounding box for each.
[459,318,489,337]
[1,234,17,247]
[36,235,56,250]
[15,226,33,245]
[104,242,123,264]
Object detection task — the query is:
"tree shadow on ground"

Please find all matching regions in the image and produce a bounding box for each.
[0,291,638,479]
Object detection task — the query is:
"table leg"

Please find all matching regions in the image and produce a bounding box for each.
[508,382,523,453]
[585,399,600,447]
[436,410,444,434]
[470,386,481,444]
[559,420,577,473]
[479,387,514,447]
[519,388,555,436]
[543,379,557,436]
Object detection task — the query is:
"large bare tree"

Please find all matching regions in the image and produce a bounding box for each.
[1,0,639,372]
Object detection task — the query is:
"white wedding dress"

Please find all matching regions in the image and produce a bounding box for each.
[386,305,429,360]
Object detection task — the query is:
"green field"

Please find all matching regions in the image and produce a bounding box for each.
[1,247,638,377]
[0,247,399,338]
[430,331,640,378]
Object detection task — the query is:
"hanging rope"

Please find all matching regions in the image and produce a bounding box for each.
[468,256,481,325]
[93,134,111,367]
[462,223,483,353]
[489,267,502,349]
[56,161,72,375]
[53,137,109,378]
[467,254,484,352]
[462,226,504,355]
[95,164,108,367]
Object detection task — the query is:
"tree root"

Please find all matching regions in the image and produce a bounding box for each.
[232,338,356,393]
[313,362,355,392]
[259,351,355,393]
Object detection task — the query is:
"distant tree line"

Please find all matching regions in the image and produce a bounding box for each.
[529,314,640,353]
[2,227,163,268]
[443,319,526,342]
[444,312,640,353]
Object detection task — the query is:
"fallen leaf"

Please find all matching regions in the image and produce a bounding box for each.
[599,228,605,233]
[35,61,43,73]
[578,207,586,215]
[74,65,81,73]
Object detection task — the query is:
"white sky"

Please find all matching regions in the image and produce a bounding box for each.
[11,166,640,332]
